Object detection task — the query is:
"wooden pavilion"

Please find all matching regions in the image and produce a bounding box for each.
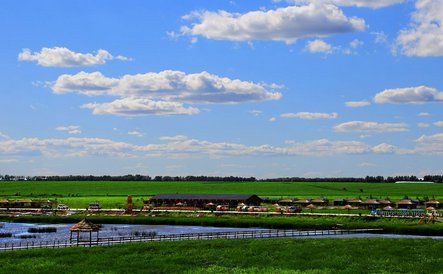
[69,219,101,245]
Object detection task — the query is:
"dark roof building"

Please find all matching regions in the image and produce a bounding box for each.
[149,194,262,208]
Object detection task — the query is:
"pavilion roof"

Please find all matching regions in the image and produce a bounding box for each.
[70,219,100,232]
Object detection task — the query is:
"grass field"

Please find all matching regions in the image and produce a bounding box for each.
[0,238,441,273]
[1,181,442,208]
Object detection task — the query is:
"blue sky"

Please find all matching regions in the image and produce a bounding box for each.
[1,0,443,177]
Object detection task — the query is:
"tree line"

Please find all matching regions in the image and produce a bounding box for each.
[0,174,442,183]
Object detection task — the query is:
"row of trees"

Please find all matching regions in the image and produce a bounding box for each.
[0,174,440,183]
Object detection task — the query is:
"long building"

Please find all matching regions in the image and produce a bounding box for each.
[149,194,262,208]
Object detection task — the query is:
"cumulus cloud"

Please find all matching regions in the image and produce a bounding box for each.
[434,121,443,127]
[269,117,277,122]
[52,70,282,104]
[128,131,144,137]
[6,133,443,158]
[345,100,371,107]
[82,98,200,116]
[350,39,363,49]
[55,125,81,135]
[18,47,130,67]
[249,110,263,116]
[371,143,397,153]
[374,86,443,104]
[51,70,281,116]
[305,39,333,54]
[417,122,430,128]
[396,0,443,57]
[334,121,408,133]
[181,3,365,44]
[0,132,10,140]
[371,31,388,44]
[0,135,396,158]
[281,112,338,119]
[286,0,405,9]
[418,112,430,117]
[414,133,443,154]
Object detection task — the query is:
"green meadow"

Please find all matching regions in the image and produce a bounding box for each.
[0,181,441,208]
[0,238,441,273]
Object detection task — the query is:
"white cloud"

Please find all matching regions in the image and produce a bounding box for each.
[396,0,443,57]
[249,110,263,116]
[371,31,388,44]
[52,70,281,117]
[269,117,277,122]
[159,135,188,142]
[418,112,430,117]
[334,121,408,133]
[82,98,200,116]
[371,143,397,153]
[0,132,10,140]
[55,125,82,135]
[7,134,443,158]
[181,3,365,44]
[434,121,443,127]
[305,39,333,54]
[349,39,363,48]
[345,100,371,107]
[284,0,405,9]
[52,70,282,104]
[414,133,443,154]
[374,86,443,104]
[281,112,338,119]
[359,162,376,167]
[0,135,390,158]
[417,122,430,128]
[0,159,18,163]
[18,47,131,67]
[128,131,144,137]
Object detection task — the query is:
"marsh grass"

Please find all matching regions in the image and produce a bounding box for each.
[0,238,441,273]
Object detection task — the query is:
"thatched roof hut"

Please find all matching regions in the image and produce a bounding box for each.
[70,219,100,232]
[294,199,311,205]
[378,200,391,205]
[311,199,328,205]
[69,219,101,244]
[362,199,380,208]
[277,199,295,206]
[397,199,416,209]
[306,204,316,209]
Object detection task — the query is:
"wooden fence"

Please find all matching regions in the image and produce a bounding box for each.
[0,228,383,252]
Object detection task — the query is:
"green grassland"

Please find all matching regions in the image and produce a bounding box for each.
[0,238,441,273]
[0,181,442,209]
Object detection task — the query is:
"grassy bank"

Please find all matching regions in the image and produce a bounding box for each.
[2,213,442,236]
[0,238,441,273]
[1,180,441,209]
